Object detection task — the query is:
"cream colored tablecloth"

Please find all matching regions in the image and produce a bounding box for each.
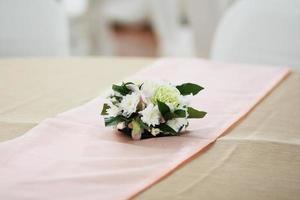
[0,58,299,200]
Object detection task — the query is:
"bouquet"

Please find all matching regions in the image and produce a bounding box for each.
[101,81,206,140]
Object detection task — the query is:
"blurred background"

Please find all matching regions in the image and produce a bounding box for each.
[57,0,234,58]
[0,0,299,69]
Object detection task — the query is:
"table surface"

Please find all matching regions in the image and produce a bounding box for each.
[0,57,299,200]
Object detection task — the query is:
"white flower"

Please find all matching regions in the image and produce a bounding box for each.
[166,118,188,132]
[151,128,160,136]
[110,96,119,104]
[166,102,175,112]
[117,122,126,129]
[139,103,161,126]
[120,92,140,117]
[105,90,122,98]
[106,103,120,117]
[126,83,147,110]
[152,84,181,107]
[141,81,159,99]
[126,83,140,93]
[179,94,193,107]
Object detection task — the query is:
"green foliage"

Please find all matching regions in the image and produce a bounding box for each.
[135,117,149,130]
[157,124,178,135]
[132,119,142,135]
[112,83,131,96]
[101,103,110,115]
[104,115,126,127]
[157,100,172,120]
[176,83,203,96]
[103,81,207,139]
[187,107,207,118]
[174,109,187,118]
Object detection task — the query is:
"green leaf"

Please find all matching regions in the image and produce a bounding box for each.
[104,116,126,127]
[157,100,172,120]
[174,109,186,118]
[157,124,178,135]
[112,84,130,96]
[132,119,143,136]
[187,107,207,118]
[135,117,149,130]
[176,83,204,96]
[138,83,144,90]
[113,96,123,102]
[125,112,139,121]
[101,103,110,115]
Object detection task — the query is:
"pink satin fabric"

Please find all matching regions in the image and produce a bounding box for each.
[0,58,290,200]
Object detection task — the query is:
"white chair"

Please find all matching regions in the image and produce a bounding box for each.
[149,0,195,56]
[211,0,300,70]
[0,0,70,57]
[187,0,235,58]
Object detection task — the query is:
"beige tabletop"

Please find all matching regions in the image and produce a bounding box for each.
[0,57,299,200]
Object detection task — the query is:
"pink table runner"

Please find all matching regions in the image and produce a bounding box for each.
[0,58,290,200]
